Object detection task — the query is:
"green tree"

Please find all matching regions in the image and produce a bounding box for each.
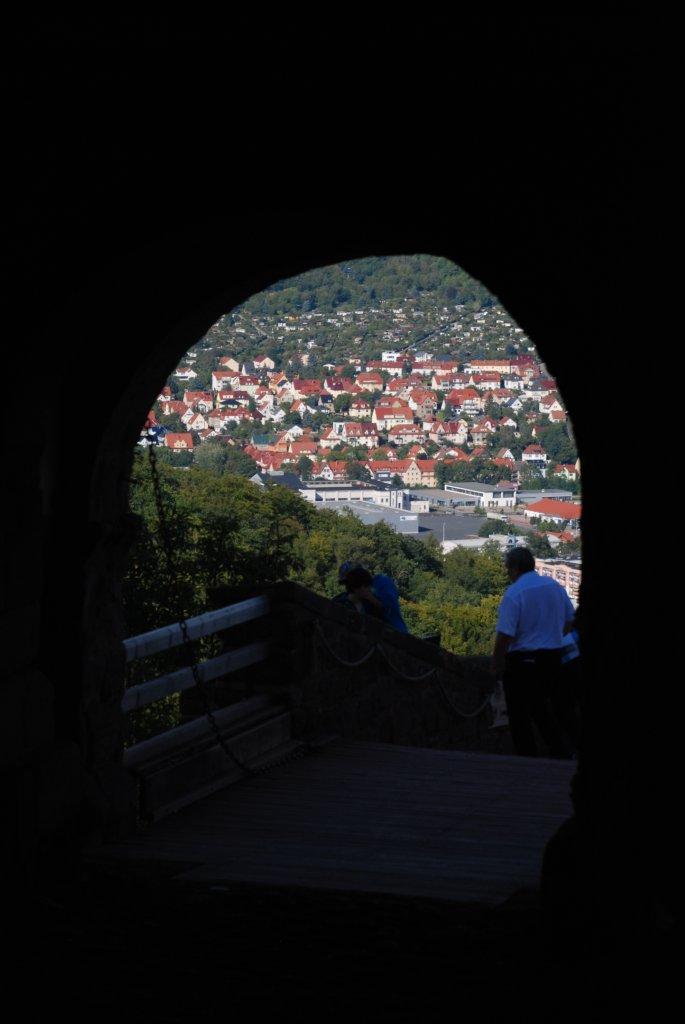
[443,546,508,598]
[518,463,545,488]
[524,533,555,558]
[222,448,259,476]
[160,412,184,433]
[193,441,228,473]
[544,472,580,495]
[557,536,582,558]
[402,594,501,657]
[534,422,577,464]
[478,519,520,537]
[347,462,370,481]
[297,455,314,479]
[160,448,194,467]
[333,393,352,413]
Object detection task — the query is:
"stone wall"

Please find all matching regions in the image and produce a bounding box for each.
[2,52,664,939]
[264,583,512,755]
[1,423,89,882]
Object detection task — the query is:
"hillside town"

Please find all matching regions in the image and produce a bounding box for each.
[140,297,582,603]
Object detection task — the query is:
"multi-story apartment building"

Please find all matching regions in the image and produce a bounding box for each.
[535,559,582,606]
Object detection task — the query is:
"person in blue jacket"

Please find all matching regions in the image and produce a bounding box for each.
[337,562,408,633]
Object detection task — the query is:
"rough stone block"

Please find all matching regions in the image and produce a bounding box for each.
[1,740,88,881]
[0,604,42,678]
[0,670,54,764]
[5,526,45,610]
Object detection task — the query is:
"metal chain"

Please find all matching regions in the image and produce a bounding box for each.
[432,674,492,720]
[313,618,493,721]
[144,431,491,762]
[146,438,253,775]
[376,643,438,682]
[249,741,310,776]
[313,620,378,668]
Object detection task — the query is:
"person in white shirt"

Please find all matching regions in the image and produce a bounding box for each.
[492,547,575,757]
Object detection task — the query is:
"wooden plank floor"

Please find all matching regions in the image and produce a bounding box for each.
[95,741,574,904]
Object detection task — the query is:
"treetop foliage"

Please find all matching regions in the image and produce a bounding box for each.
[124,454,512,658]
[237,255,495,318]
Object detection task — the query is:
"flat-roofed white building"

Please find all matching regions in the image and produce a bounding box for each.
[444,482,517,508]
[299,485,411,509]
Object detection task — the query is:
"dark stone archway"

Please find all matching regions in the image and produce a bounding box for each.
[3,24,666,961]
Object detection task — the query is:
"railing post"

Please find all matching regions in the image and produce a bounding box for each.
[267,583,314,712]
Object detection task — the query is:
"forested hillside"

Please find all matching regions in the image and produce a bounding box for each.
[197,254,527,373]
[240,255,494,316]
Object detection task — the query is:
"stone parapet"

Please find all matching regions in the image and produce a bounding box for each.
[264,582,512,755]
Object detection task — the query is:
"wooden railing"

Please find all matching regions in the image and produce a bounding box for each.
[121,596,271,767]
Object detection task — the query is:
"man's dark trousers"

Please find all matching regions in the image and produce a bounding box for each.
[503,649,569,757]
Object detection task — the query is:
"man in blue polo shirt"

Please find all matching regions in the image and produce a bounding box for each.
[492,547,575,757]
[336,562,408,634]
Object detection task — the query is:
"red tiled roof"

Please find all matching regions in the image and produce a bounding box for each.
[526,499,582,519]
[162,401,189,416]
[374,410,413,420]
[345,422,377,435]
[387,424,423,436]
[368,459,413,472]
[289,440,318,453]
[164,432,194,448]
[184,390,213,402]
[471,372,501,383]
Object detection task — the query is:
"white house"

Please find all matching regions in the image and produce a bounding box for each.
[522,444,549,465]
[218,357,240,372]
[181,410,208,431]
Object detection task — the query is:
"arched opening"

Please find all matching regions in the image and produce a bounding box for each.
[87,253,583,904]
[8,213,643,1008]
[124,255,581,635]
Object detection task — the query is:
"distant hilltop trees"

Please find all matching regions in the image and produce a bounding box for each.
[199,255,524,373]
[237,254,495,317]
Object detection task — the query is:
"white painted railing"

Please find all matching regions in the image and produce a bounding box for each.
[122,596,270,761]
[123,596,269,663]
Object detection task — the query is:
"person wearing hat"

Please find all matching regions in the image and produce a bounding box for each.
[336,562,408,634]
